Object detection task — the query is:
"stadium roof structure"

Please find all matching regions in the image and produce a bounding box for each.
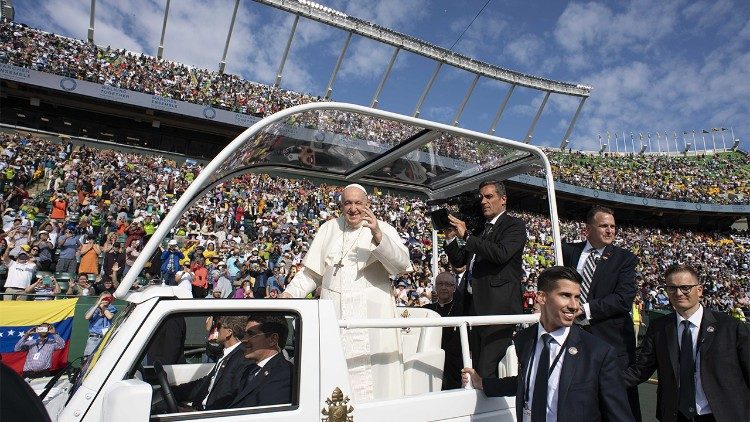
[115,101,563,296]
[251,0,590,150]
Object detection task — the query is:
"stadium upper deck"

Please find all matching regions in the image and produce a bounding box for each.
[1,20,748,214]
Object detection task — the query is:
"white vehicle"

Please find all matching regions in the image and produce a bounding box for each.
[29,103,563,421]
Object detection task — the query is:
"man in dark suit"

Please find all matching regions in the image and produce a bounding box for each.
[229,314,294,409]
[424,271,464,390]
[444,180,527,378]
[463,266,634,422]
[623,264,750,422]
[172,316,252,411]
[562,205,640,420]
[450,263,468,308]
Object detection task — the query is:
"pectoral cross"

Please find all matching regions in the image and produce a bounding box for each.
[332,261,344,276]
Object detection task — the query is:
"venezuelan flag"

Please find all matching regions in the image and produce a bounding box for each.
[0,298,77,374]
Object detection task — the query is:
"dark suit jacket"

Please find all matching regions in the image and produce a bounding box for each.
[173,344,252,410]
[623,308,750,422]
[483,324,634,422]
[229,353,294,409]
[562,242,638,364]
[445,212,526,316]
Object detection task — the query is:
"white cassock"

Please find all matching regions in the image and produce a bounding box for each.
[284,216,413,401]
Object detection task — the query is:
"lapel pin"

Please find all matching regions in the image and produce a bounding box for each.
[568,347,578,355]
[706,326,715,333]
[264,370,269,376]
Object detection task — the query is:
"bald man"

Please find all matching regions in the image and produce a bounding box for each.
[283,184,412,401]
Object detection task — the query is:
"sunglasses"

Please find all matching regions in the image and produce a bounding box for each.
[243,329,267,339]
[664,284,700,295]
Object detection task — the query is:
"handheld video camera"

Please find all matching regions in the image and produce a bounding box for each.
[428,190,485,232]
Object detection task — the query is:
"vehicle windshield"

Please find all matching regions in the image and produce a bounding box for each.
[69,302,136,397]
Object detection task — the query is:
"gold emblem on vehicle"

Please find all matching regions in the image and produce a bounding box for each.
[400,309,411,333]
[321,387,354,422]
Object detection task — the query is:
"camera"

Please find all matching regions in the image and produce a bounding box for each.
[428,190,485,232]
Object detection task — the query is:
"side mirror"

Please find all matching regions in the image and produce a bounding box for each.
[102,379,152,422]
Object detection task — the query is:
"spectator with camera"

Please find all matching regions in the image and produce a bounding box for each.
[24,274,61,300]
[13,322,65,378]
[2,239,36,300]
[83,292,117,356]
[55,227,78,274]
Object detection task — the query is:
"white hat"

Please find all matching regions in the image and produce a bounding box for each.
[168,239,178,246]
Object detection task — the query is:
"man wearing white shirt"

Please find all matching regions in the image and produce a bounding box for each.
[229,314,294,409]
[562,206,640,420]
[463,266,633,422]
[624,264,750,422]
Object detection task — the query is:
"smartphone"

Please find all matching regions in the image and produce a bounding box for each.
[430,209,452,231]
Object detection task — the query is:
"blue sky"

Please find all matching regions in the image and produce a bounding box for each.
[14,0,750,152]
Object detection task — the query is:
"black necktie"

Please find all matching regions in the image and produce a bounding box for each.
[678,320,696,418]
[481,222,493,238]
[532,333,553,422]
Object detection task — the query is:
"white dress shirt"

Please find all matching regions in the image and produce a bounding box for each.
[575,241,605,320]
[676,305,711,415]
[526,324,570,421]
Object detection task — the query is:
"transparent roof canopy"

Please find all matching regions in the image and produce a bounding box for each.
[211,103,545,199]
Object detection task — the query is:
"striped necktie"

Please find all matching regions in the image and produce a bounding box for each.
[579,248,599,303]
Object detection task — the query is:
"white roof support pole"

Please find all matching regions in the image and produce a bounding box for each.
[87,0,96,42]
[559,96,586,149]
[523,91,550,144]
[431,228,439,282]
[218,0,240,74]
[275,14,299,87]
[452,74,480,126]
[325,31,352,100]
[413,61,442,118]
[371,46,400,108]
[157,0,171,59]
[487,84,515,135]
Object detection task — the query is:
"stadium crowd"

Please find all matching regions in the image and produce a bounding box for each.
[2,21,749,205]
[0,130,747,322]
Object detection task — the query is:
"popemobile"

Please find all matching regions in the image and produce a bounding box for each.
[14,103,564,422]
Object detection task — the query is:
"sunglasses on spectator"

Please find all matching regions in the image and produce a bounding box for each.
[664,284,700,294]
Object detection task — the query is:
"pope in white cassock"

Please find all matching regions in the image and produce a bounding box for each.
[281,184,413,401]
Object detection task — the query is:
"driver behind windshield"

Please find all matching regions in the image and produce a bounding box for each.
[172,316,251,411]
